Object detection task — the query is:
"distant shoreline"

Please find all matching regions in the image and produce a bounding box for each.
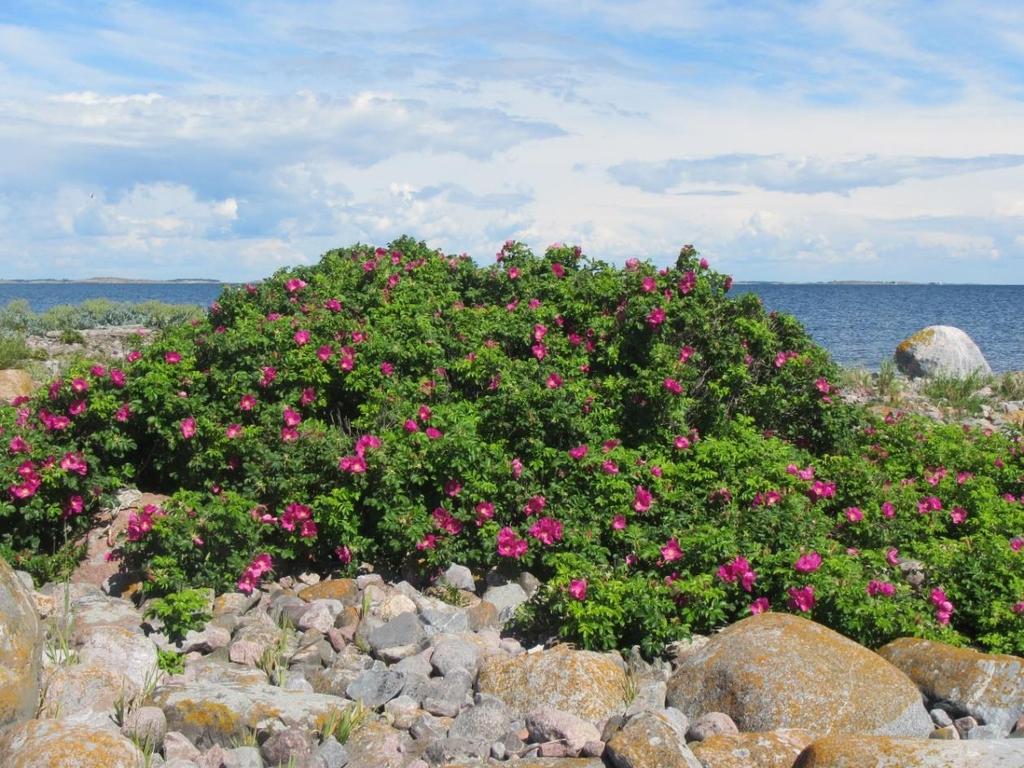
[0,278,224,285]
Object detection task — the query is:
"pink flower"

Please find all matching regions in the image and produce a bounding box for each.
[240,394,257,411]
[1010,537,1023,552]
[845,506,863,523]
[355,434,381,456]
[678,346,695,363]
[294,329,310,345]
[611,514,627,530]
[115,403,131,422]
[338,455,367,473]
[497,527,528,558]
[881,501,896,519]
[380,362,394,376]
[815,377,832,395]
[317,345,333,362]
[633,486,653,513]
[794,552,822,574]
[285,278,306,293]
[126,350,142,363]
[8,436,29,454]
[531,342,548,361]
[280,426,299,442]
[749,597,770,614]
[528,516,564,545]
[787,585,815,612]
[164,352,181,365]
[226,423,243,439]
[546,372,563,389]
[299,387,316,407]
[444,479,462,497]
[71,377,89,394]
[641,276,656,293]
[663,378,682,394]
[282,407,302,427]
[753,490,782,507]
[930,587,954,625]
[807,481,835,502]
[918,496,942,514]
[425,427,443,440]
[475,501,495,526]
[660,537,683,563]
[259,366,277,387]
[280,502,313,532]
[335,545,352,564]
[511,457,524,479]
[551,263,565,278]
[678,270,696,295]
[324,298,342,312]
[602,460,619,474]
[432,506,463,535]
[950,506,967,524]
[180,417,197,439]
[886,547,900,565]
[647,307,666,327]
[568,579,588,601]
[403,419,419,433]
[507,266,520,280]
[63,495,85,520]
[568,444,588,460]
[867,580,896,598]
[523,495,547,516]
[110,369,126,388]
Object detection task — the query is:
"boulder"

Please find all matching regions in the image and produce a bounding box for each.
[526,708,602,755]
[75,624,159,689]
[0,556,41,726]
[151,680,350,748]
[39,663,136,727]
[299,578,359,605]
[476,644,628,723]
[446,761,605,768]
[0,719,143,767]
[894,325,991,379]
[342,719,407,768]
[690,729,817,768]
[793,735,1024,767]
[878,637,1024,736]
[0,368,34,403]
[665,613,931,737]
[481,583,528,621]
[605,710,702,768]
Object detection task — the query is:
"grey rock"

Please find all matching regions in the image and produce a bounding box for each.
[967,724,1004,740]
[685,711,738,742]
[481,583,528,621]
[179,624,232,655]
[422,668,472,718]
[122,705,168,750]
[39,662,137,727]
[430,636,481,677]
[299,601,343,635]
[440,564,476,592]
[449,699,513,749]
[929,725,960,740]
[368,612,425,657]
[346,668,406,708]
[895,325,991,379]
[421,607,470,634]
[606,710,701,768]
[164,730,203,762]
[410,712,450,742]
[76,623,159,690]
[223,746,264,768]
[930,708,953,728]
[316,736,350,768]
[393,649,434,678]
[955,716,979,738]
[517,571,541,597]
[624,679,667,717]
[526,708,602,754]
[261,727,315,766]
[385,695,421,730]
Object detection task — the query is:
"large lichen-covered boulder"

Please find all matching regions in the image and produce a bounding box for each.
[299,578,360,605]
[690,729,817,768]
[0,720,142,768]
[0,369,34,404]
[151,680,350,748]
[894,325,991,379]
[38,663,137,728]
[605,710,702,768]
[878,637,1024,736]
[476,644,628,724]
[0,556,41,726]
[793,735,1024,767]
[446,761,606,768]
[665,613,932,737]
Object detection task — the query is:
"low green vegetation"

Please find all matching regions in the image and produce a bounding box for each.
[0,298,203,336]
[1,237,1021,657]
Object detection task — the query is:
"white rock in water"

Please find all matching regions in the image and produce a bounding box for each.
[894,325,991,379]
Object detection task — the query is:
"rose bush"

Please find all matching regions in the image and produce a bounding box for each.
[1,236,1021,655]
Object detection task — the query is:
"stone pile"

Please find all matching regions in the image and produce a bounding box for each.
[1,556,1022,767]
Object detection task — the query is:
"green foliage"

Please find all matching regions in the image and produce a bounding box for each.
[0,298,203,335]
[2,237,1022,656]
[143,587,211,642]
[0,333,33,369]
[922,371,990,416]
[157,649,185,675]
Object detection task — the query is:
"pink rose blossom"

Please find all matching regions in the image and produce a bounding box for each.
[568,579,588,600]
[633,486,653,513]
[794,552,822,574]
[568,444,589,460]
[749,597,770,614]
[787,585,815,612]
[497,527,528,558]
[475,501,495,526]
[180,417,197,439]
[660,537,683,562]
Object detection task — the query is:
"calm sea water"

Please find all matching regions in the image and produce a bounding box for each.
[1,282,1021,372]
[737,284,1024,373]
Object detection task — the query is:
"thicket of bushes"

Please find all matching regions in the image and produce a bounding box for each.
[1,237,1021,655]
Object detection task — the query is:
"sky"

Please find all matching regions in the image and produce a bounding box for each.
[2,1,1024,282]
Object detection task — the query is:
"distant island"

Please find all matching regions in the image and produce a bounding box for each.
[735,280,925,286]
[0,278,224,284]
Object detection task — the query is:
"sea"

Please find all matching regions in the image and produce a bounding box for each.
[1,282,1022,372]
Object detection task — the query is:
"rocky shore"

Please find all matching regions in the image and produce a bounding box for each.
[2,527,1022,768]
